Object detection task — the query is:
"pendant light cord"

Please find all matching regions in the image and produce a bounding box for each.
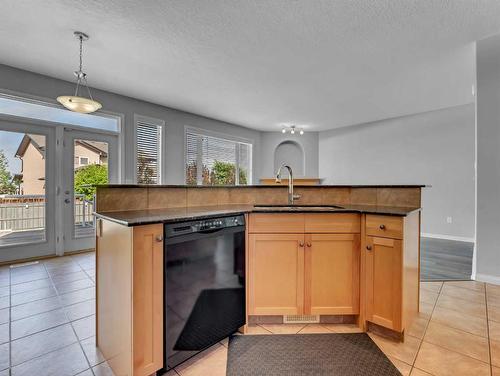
[73,34,94,100]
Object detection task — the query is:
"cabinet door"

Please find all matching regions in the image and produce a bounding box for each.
[305,234,360,315]
[365,236,403,331]
[248,233,305,315]
[133,224,164,375]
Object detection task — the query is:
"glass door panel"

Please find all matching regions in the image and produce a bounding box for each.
[0,120,56,262]
[63,129,118,252]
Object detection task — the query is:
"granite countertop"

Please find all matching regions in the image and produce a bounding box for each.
[94,204,421,227]
[96,184,428,188]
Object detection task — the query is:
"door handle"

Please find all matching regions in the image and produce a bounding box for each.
[299,241,304,247]
[64,198,71,204]
[306,242,311,247]
[366,245,372,251]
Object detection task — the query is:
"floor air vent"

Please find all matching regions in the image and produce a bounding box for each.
[283,315,319,324]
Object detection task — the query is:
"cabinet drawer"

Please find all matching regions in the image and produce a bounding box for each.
[249,213,305,233]
[304,213,360,233]
[366,215,403,239]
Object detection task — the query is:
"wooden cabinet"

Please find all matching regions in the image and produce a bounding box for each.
[96,220,163,376]
[132,225,164,375]
[248,233,304,315]
[362,211,420,334]
[305,234,360,315]
[365,236,403,331]
[248,213,360,317]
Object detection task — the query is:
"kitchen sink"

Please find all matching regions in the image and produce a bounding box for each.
[253,204,345,211]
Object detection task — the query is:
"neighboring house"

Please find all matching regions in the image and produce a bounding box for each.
[15,135,108,195]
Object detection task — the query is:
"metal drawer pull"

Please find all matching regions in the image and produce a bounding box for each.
[306,242,311,247]
[379,224,386,230]
[156,235,164,242]
[366,245,372,251]
[299,241,304,247]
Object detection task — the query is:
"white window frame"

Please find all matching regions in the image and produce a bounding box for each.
[184,126,253,186]
[134,114,166,184]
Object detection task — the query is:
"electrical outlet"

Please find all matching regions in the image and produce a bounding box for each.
[446,216,453,224]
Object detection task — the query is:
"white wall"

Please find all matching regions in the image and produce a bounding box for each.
[476,35,500,283]
[0,64,262,184]
[319,104,476,239]
[260,132,319,179]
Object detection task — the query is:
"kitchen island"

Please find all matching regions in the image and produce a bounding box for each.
[94,184,423,376]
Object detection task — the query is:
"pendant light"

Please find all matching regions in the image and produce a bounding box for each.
[57,31,102,114]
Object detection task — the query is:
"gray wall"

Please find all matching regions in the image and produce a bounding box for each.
[0,64,262,184]
[319,104,476,239]
[260,132,319,179]
[476,35,500,282]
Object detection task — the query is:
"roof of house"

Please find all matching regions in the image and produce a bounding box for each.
[15,135,108,158]
[15,134,45,158]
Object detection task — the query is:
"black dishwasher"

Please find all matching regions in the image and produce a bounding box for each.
[163,215,246,370]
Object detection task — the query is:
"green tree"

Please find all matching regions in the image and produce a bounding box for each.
[74,164,108,200]
[137,153,156,184]
[0,149,16,194]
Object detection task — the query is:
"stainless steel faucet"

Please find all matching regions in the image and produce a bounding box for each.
[275,164,301,205]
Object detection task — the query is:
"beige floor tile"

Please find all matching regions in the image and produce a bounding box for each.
[388,356,412,376]
[414,341,490,376]
[419,302,434,319]
[489,294,500,308]
[323,323,363,333]
[487,283,500,297]
[430,306,488,337]
[368,332,421,364]
[423,321,489,363]
[406,316,429,339]
[260,324,305,334]
[492,339,500,368]
[420,290,439,305]
[175,344,227,376]
[245,325,272,335]
[420,282,443,294]
[489,305,500,323]
[444,280,485,292]
[490,320,500,342]
[435,293,486,318]
[440,284,485,304]
[298,324,332,334]
[410,368,433,375]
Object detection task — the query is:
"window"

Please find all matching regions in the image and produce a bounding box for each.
[135,116,163,184]
[185,128,252,185]
[79,157,89,165]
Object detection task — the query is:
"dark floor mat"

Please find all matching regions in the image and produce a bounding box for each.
[227,333,401,376]
[173,287,245,351]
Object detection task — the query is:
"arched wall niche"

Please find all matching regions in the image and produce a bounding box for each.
[273,140,305,176]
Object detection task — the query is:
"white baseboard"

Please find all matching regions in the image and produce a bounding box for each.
[421,232,475,243]
[475,273,500,286]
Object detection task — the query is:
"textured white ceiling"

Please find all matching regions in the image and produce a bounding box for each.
[1,0,500,131]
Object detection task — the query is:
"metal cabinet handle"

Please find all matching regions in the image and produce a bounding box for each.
[156,235,163,242]
[299,241,304,247]
[379,224,386,230]
[366,245,372,251]
[306,242,312,247]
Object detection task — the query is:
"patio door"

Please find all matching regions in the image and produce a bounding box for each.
[62,128,118,252]
[0,119,56,262]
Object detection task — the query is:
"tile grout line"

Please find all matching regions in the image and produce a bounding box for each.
[409,282,441,373]
[42,261,97,376]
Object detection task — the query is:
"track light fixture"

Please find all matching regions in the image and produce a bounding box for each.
[281,125,304,135]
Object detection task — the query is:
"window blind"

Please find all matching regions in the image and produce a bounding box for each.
[185,130,252,186]
[136,122,161,184]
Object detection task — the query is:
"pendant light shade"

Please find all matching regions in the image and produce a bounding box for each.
[57,95,102,114]
[57,31,102,114]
